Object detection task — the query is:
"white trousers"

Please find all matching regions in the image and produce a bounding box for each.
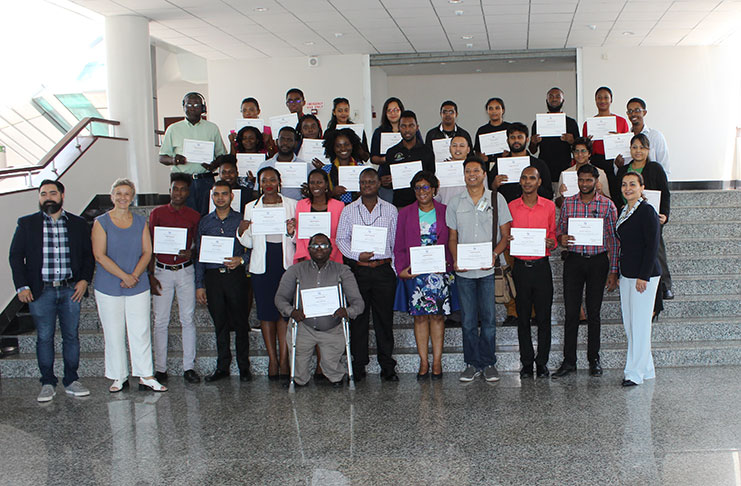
[152,266,197,372]
[95,290,153,381]
[619,276,660,384]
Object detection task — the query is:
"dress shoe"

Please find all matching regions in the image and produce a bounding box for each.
[622,379,638,387]
[204,369,230,383]
[331,380,343,389]
[154,371,168,383]
[183,370,201,383]
[536,365,550,378]
[520,367,534,379]
[552,363,577,378]
[502,315,518,327]
[416,371,430,381]
[380,370,399,382]
[589,360,603,377]
[663,288,675,300]
[431,372,443,381]
[240,370,253,382]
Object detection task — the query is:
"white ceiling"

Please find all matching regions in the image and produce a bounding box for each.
[66,0,741,60]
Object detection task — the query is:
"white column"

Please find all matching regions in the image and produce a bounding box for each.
[105,15,156,193]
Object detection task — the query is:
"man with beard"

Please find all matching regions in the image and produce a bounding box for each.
[529,88,581,193]
[211,154,255,214]
[9,180,95,402]
[258,126,307,201]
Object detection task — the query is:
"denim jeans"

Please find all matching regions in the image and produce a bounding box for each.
[28,285,81,387]
[456,274,497,370]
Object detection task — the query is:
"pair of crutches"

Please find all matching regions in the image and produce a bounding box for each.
[288,279,355,393]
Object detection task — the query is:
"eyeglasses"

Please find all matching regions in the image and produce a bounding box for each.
[185,103,202,108]
[308,243,330,250]
[626,108,645,115]
[414,185,432,192]
[441,109,456,115]
[386,108,400,114]
[286,99,304,104]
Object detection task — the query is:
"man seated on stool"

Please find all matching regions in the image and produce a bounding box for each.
[274,233,364,387]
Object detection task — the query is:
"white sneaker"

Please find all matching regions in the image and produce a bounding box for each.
[37,384,56,402]
[65,381,90,397]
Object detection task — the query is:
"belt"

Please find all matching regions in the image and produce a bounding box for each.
[206,267,235,274]
[354,258,391,268]
[156,260,193,271]
[514,257,549,268]
[43,278,75,288]
[568,251,607,259]
[191,172,215,180]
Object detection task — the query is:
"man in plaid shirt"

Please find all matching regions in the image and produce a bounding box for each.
[553,164,619,379]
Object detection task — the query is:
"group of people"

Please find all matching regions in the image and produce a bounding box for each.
[8,85,671,402]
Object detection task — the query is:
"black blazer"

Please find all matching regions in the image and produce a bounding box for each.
[616,200,661,281]
[616,161,671,221]
[9,211,95,297]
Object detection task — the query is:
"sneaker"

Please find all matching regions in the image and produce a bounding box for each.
[459,365,481,382]
[65,381,90,397]
[37,384,56,402]
[483,365,500,382]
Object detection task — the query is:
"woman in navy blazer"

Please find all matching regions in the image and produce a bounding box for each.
[393,171,457,380]
[616,171,661,387]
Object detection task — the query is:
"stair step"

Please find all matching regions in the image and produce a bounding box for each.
[669,190,741,207]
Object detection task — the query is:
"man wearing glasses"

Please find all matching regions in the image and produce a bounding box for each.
[285,88,306,119]
[424,100,473,154]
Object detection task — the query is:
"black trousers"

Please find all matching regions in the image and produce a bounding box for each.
[347,261,397,373]
[512,258,553,368]
[657,229,672,291]
[562,252,609,365]
[204,269,251,374]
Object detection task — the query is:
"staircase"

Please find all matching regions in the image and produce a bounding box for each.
[1,189,740,377]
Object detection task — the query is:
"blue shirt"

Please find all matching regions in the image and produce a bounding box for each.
[94,213,150,296]
[195,209,248,288]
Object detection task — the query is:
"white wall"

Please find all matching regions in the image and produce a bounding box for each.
[370,67,388,130]
[580,46,741,182]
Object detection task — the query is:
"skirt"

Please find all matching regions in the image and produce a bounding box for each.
[251,242,285,322]
[394,272,459,316]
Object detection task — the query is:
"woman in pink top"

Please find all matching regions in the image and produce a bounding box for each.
[293,169,344,264]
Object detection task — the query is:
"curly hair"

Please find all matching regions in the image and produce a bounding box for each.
[323,128,363,161]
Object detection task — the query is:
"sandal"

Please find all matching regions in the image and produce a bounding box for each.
[138,378,168,392]
[109,378,129,393]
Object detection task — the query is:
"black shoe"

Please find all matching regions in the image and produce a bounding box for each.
[331,380,343,389]
[240,370,253,382]
[520,366,534,379]
[622,379,638,387]
[268,374,280,381]
[352,368,366,382]
[154,371,168,383]
[204,369,230,383]
[0,346,19,359]
[589,360,603,377]
[502,315,518,327]
[536,365,550,378]
[183,370,201,383]
[279,374,290,381]
[416,371,430,381]
[663,288,675,300]
[380,370,399,382]
[431,372,443,380]
[552,362,577,378]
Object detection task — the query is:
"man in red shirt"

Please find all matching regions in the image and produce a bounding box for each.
[148,173,202,384]
[508,166,557,378]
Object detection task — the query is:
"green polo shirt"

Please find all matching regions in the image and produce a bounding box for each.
[160,119,227,174]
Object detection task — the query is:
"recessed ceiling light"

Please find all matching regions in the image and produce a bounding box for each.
[448,0,462,3]
[507,60,516,64]
[622,31,634,36]
[440,62,447,65]
[587,24,597,30]
[334,32,343,37]
[466,43,473,48]
[539,59,545,63]
[475,69,482,72]
[461,35,473,40]
[305,41,315,45]
[253,7,268,12]
[455,10,464,16]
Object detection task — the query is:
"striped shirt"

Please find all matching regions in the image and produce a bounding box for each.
[336,196,398,265]
[41,211,72,282]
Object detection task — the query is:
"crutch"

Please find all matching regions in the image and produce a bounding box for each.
[288,279,301,394]
[338,280,355,390]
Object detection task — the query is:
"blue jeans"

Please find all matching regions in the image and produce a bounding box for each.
[28,286,81,387]
[457,274,497,370]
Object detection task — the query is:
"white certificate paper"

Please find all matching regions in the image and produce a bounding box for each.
[390,160,423,190]
[456,242,492,270]
[561,171,579,198]
[300,286,341,319]
[275,162,308,188]
[380,132,402,155]
[269,113,299,138]
[478,131,508,155]
[350,225,388,254]
[435,161,465,187]
[510,228,546,257]
[235,118,264,132]
[643,189,662,214]
[236,153,265,176]
[432,138,452,162]
[199,236,234,264]
[410,245,446,275]
[298,138,329,165]
[568,217,604,246]
[182,139,215,164]
[498,156,530,184]
[339,123,364,140]
[297,212,331,240]
[153,226,187,255]
[586,116,617,141]
[209,189,241,214]
[603,133,632,160]
[536,113,566,137]
[339,165,366,192]
[251,207,286,235]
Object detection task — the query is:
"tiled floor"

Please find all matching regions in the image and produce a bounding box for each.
[0,367,739,485]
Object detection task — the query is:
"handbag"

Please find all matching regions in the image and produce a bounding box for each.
[491,189,516,304]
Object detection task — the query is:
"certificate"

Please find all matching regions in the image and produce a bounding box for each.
[510,228,546,257]
[269,113,299,138]
[251,207,286,235]
[298,139,329,165]
[235,118,264,132]
[153,226,187,255]
[208,189,241,214]
[390,160,423,190]
[585,116,617,141]
[643,189,661,214]
[182,139,215,164]
[275,162,308,188]
[435,161,465,187]
[339,123,364,140]
[380,132,402,155]
[561,171,579,198]
[456,242,492,270]
[350,225,388,254]
[410,245,446,275]
[199,236,234,264]
[498,156,530,184]
[603,133,632,160]
[568,217,604,246]
[236,153,264,177]
[432,138,452,162]
[339,165,366,192]
[478,131,508,155]
[297,212,331,240]
[300,286,341,319]
[536,113,566,137]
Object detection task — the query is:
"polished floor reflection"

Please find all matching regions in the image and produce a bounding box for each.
[0,367,739,485]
